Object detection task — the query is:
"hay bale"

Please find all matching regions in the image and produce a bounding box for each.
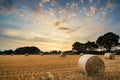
[60,53,66,57]
[25,53,28,56]
[80,53,84,56]
[104,53,115,60]
[11,53,14,56]
[40,53,44,56]
[78,54,105,76]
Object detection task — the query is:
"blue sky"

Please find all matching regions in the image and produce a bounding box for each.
[0,0,120,51]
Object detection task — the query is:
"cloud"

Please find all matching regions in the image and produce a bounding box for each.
[83,6,97,17]
[0,38,3,42]
[90,6,97,16]
[31,7,45,18]
[54,19,68,27]
[65,26,82,34]
[107,1,115,9]
[39,3,43,7]
[1,0,17,13]
[0,7,3,13]
[80,0,84,3]
[54,21,60,27]
[53,20,78,34]
[49,9,55,16]
[42,0,50,3]
[0,0,3,2]
[89,0,93,3]
[66,29,77,34]
[57,25,81,34]
[32,36,51,42]
[101,11,107,21]
[61,28,76,34]
[0,28,53,43]
[67,12,77,18]
[71,2,78,8]
[58,27,71,30]
[19,13,29,21]
[58,7,67,14]
[82,7,90,16]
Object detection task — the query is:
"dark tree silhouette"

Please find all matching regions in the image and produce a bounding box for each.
[85,41,98,51]
[72,42,86,53]
[14,46,40,54]
[96,32,119,52]
[0,49,13,55]
[50,50,62,54]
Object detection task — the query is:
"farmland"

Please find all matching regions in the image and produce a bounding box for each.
[0,55,120,80]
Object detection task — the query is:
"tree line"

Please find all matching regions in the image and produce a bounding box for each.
[0,46,41,55]
[72,32,120,54]
[0,32,120,55]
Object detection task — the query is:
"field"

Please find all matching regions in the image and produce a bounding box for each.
[0,55,120,80]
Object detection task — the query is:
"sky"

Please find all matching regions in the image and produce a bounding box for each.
[0,0,120,51]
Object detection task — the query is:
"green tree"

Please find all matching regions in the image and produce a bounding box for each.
[96,32,119,52]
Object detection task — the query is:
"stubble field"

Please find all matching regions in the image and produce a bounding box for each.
[0,55,120,80]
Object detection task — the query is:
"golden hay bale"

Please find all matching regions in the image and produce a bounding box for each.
[78,54,105,76]
[25,53,28,56]
[11,53,14,56]
[40,53,44,56]
[80,53,84,56]
[104,53,115,60]
[60,53,66,57]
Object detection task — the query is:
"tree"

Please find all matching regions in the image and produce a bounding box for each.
[72,42,86,53]
[14,46,40,54]
[96,32,119,52]
[50,50,62,54]
[0,49,13,55]
[85,41,98,51]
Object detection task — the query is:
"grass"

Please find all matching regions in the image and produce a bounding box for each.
[0,55,120,80]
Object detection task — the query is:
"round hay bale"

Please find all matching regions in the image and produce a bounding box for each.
[25,53,28,56]
[80,53,84,56]
[104,53,115,60]
[40,53,44,56]
[60,53,66,57]
[78,54,105,76]
[11,53,14,56]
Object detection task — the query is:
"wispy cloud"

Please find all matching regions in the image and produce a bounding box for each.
[90,6,97,16]
[107,1,115,9]
[80,0,84,3]
[0,0,17,13]
[42,0,50,3]
[58,27,71,30]
[89,0,93,3]
[19,12,29,21]
[58,6,68,14]
[67,12,77,18]
[49,9,55,16]
[71,2,78,8]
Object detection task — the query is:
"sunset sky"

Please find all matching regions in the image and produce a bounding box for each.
[0,0,120,51]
